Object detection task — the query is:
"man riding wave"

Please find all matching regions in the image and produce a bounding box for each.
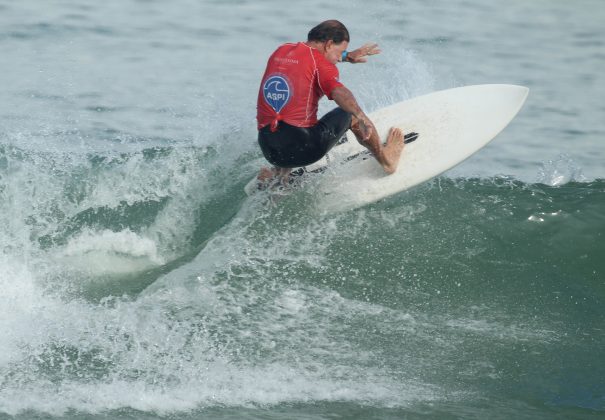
[256,20,407,182]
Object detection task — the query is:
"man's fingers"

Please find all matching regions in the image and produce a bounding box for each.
[348,43,380,63]
[361,42,381,55]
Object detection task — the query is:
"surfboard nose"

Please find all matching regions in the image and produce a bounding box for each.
[505,84,529,104]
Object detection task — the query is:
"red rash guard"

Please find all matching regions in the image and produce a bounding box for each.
[256,42,344,131]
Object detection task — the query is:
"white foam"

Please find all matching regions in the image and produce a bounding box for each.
[0,271,442,416]
[0,364,439,416]
[58,228,164,273]
[536,154,586,186]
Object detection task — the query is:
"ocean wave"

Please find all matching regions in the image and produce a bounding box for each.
[1,142,604,415]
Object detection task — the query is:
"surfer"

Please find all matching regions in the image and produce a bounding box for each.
[256,20,405,183]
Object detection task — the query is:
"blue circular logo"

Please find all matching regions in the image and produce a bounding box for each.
[263,75,291,113]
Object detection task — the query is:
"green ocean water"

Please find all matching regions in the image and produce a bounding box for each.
[1,142,604,419]
[1,0,605,418]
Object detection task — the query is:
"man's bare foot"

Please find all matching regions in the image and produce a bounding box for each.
[256,166,292,190]
[382,127,405,174]
[257,167,274,182]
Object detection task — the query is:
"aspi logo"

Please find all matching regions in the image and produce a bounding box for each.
[263,75,291,113]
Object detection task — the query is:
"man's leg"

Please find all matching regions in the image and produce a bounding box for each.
[350,116,405,174]
[256,124,303,188]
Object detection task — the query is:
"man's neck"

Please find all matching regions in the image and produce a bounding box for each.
[305,40,325,53]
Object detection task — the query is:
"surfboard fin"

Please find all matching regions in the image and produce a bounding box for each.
[404,132,419,144]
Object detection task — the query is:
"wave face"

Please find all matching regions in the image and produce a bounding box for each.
[1,139,604,417]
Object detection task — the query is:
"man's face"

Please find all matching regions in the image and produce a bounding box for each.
[324,40,349,64]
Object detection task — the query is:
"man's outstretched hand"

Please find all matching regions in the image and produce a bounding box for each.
[347,43,381,63]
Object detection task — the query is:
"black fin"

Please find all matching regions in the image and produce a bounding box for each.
[404,132,419,144]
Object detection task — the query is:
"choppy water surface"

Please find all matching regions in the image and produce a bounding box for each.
[1,0,604,419]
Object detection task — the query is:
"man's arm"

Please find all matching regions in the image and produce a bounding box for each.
[331,86,373,141]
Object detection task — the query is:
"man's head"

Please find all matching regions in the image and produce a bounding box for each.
[307,20,350,64]
[308,20,350,44]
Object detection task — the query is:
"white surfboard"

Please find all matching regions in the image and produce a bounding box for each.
[246,84,529,212]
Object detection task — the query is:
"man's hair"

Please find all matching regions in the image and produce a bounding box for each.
[307,20,350,44]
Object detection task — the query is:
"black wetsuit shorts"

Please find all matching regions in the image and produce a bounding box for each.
[258,107,352,168]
